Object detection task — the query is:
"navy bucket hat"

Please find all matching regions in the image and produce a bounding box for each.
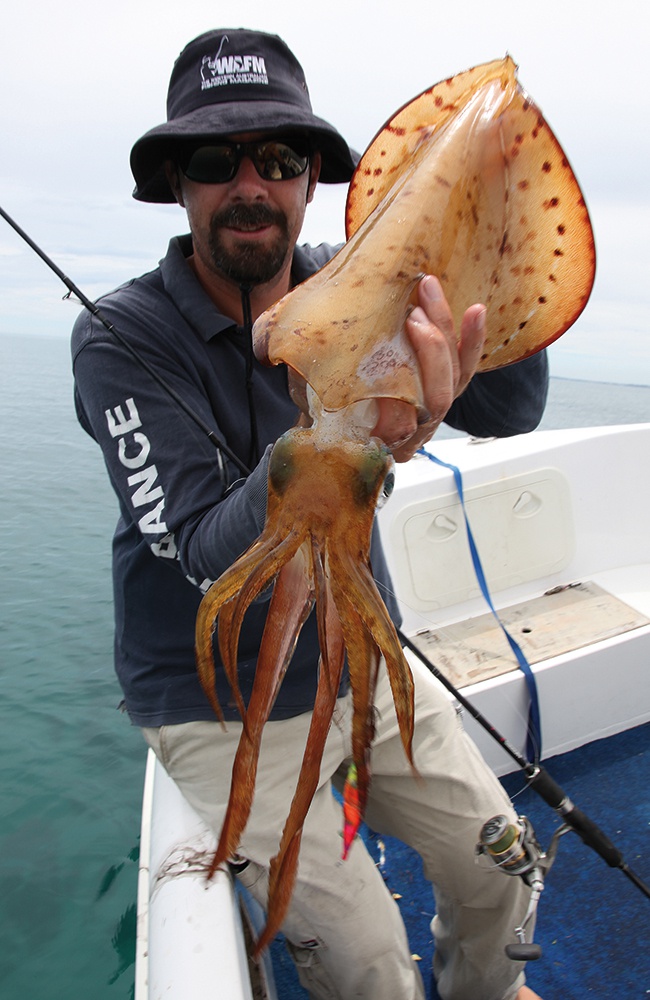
[130,28,357,202]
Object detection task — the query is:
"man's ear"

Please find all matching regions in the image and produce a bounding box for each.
[164,161,185,207]
[306,152,322,205]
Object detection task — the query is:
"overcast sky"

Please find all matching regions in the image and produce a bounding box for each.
[1,0,648,384]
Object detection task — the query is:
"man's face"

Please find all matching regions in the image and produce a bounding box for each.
[168,133,321,289]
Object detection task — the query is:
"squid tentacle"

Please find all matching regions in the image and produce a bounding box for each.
[328,545,415,771]
[331,599,381,852]
[196,528,304,722]
[217,527,304,672]
[216,529,307,719]
[255,619,347,955]
[252,544,316,710]
[257,535,389,946]
[310,535,346,701]
[208,546,316,876]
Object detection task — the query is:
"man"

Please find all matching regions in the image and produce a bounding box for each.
[72,29,548,1000]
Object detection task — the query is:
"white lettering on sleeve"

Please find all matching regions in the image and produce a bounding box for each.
[139,500,168,534]
[118,432,151,469]
[127,466,164,508]
[151,533,178,558]
[108,397,176,554]
[105,398,142,438]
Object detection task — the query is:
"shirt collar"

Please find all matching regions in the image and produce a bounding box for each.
[159,234,326,343]
[159,234,233,341]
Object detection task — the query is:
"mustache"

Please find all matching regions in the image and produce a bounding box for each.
[211,203,288,231]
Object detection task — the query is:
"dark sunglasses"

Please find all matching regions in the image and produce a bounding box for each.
[178,138,311,184]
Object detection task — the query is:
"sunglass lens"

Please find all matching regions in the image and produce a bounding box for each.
[180,140,310,184]
[255,142,309,180]
[183,146,237,183]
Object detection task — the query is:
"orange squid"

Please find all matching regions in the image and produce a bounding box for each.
[195,55,595,952]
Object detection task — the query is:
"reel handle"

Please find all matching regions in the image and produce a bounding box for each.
[505,943,543,961]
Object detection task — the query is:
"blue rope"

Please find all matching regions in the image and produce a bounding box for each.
[417,448,542,763]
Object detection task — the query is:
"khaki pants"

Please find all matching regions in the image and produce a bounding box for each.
[143,658,529,1000]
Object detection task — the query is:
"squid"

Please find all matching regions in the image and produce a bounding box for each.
[195,56,595,952]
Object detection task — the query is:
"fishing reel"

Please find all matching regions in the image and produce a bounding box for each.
[476,814,571,961]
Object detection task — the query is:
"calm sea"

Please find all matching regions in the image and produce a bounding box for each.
[1,330,649,1000]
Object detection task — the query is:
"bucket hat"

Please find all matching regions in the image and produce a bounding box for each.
[130,28,357,202]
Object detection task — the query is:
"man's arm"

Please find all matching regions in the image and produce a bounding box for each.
[72,304,280,593]
[444,352,550,438]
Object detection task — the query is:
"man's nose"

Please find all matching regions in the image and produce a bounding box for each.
[230,155,268,196]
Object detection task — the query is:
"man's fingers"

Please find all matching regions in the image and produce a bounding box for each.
[372,398,417,451]
[405,307,456,425]
[457,303,487,395]
[375,275,487,461]
[417,275,456,342]
[410,277,487,402]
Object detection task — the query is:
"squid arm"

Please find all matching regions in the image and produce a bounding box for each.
[195,527,305,723]
[255,620,346,955]
[207,546,316,877]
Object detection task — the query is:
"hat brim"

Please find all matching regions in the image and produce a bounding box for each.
[130,101,357,202]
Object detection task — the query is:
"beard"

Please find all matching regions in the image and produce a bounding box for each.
[207,203,291,286]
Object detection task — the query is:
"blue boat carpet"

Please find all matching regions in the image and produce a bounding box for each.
[270,722,650,999]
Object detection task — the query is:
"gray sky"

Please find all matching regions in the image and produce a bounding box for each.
[1,0,648,383]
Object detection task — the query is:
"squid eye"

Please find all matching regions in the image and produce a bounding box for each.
[354,443,392,505]
[377,467,395,510]
[269,432,296,494]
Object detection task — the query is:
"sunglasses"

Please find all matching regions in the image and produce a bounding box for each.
[179,138,311,184]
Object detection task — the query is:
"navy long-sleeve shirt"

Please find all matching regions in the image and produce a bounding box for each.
[71,235,548,726]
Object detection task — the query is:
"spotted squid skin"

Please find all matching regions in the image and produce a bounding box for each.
[254,56,594,415]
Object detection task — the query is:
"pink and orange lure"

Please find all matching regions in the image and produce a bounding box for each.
[341,762,362,859]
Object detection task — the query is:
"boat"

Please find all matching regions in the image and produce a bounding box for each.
[135,743,277,1000]
[135,422,650,999]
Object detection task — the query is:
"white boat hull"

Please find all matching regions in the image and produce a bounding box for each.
[136,749,277,1000]
[376,424,650,774]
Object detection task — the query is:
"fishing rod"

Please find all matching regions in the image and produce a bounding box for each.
[0,204,251,478]
[398,626,650,958]
[4,203,649,928]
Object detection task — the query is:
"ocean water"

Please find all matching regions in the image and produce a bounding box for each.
[1,332,142,1000]
[1,330,649,1000]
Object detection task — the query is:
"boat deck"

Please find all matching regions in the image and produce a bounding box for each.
[410,577,650,690]
[268,722,650,999]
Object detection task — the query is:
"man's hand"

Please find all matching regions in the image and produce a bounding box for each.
[372,275,486,462]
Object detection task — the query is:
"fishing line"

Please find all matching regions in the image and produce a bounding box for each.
[374,576,538,762]
[0,204,252,479]
[375,467,648,898]
[4,203,648,903]
[417,446,541,763]
[396,626,650,902]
